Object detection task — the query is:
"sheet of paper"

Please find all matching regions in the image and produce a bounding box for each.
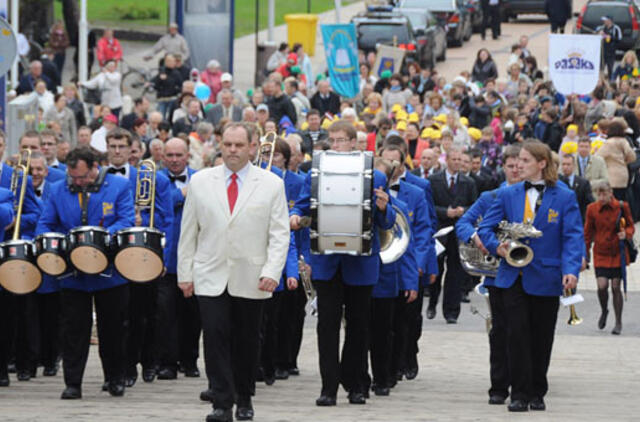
[435,239,445,256]
[434,226,454,238]
[560,294,584,307]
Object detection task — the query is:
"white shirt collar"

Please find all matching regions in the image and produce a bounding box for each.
[50,158,61,167]
[170,167,189,178]
[399,169,407,180]
[445,169,457,182]
[223,161,251,183]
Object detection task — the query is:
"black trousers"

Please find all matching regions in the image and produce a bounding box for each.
[60,284,129,388]
[497,279,559,401]
[428,232,465,320]
[550,21,566,34]
[198,290,264,410]
[15,293,40,374]
[0,290,10,377]
[155,274,201,370]
[487,286,510,398]
[277,285,307,370]
[604,54,616,80]
[37,292,61,369]
[369,297,395,389]
[404,284,425,371]
[482,5,500,38]
[314,270,373,397]
[260,291,283,378]
[126,281,157,375]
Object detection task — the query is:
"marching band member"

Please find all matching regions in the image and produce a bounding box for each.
[156,138,201,382]
[378,144,432,383]
[178,123,290,422]
[105,128,173,387]
[478,141,583,412]
[367,157,419,396]
[36,146,135,399]
[455,145,521,405]
[18,131,66,183]
[0,187,15,387]
[290,121,396,406]
[40,129,68,171]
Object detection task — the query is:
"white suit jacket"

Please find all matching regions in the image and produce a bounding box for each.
[177,164,290,299]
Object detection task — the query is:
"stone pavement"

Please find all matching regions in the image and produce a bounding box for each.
[2,286,639,421]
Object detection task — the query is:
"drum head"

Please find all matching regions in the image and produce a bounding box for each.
[0,261,42,294]
[37,253,67,276]
[115,247,163,282]
[70,246,109,274]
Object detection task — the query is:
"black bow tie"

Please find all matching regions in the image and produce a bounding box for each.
[169,174,187,183]
[107,167,126,175]
[524,181,545,192]
[390,184,400,192]
[35,189,42,197]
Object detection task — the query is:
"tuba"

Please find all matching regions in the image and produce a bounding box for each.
[379,205,411,264]
[460,221,542,278]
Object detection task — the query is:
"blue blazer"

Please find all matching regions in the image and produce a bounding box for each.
[160,167,197,274]
[291,169,396,286]
[277,231,299,292]
[403,171,438,276]
[0,163,42,239]
[373,198,419,298]
[51,162,67,173]
[128,166,174,266]
[36,174,136,292]
[0,188,14,243]
[284,170,311,263]
[396,180,432,274]
[47,166,66,183]
[36,179,63,293]
[478,182,584,296]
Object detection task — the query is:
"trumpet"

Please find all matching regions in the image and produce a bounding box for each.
[565,288,583,326]
[298,254,317,316]
[135,159,157,228]
[257,131,277,171]
[10,149,31,239]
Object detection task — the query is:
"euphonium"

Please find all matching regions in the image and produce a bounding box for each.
[135,159,157,228]
[470,282,492,334]
[379,204,411,264]
[257,131,277,171]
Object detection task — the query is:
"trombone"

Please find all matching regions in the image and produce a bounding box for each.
[10,149,31,240]
[135,159,157,228]
[257,131,277,171]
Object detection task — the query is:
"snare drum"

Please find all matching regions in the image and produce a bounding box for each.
[113,227,165,282]
[0,239,42,294]
[67,226,111,275]
[35,233,68,276]
[310,150,374,255]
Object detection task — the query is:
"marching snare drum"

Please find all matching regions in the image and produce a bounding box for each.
[310,150,374,255]
[67,226,111,275]
[113,227,165,282]
[35,233,68,276]
[0,239,42,294]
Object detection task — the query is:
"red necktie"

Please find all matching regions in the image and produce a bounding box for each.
[227,173,238,213]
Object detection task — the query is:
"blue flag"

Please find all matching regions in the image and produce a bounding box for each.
[321,24,360,99]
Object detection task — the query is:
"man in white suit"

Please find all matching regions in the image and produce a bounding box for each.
[178,123,290,422]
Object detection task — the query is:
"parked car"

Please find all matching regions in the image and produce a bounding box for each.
[394,7,448,64]
[501,0,552,21]
[575,0,640,56]
[399,0,473,47]
[351,7,436,69]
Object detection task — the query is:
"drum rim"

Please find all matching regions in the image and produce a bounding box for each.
[115,227,164,236]
[0,239,35,247]
[35,232,67,240]
[69,226,110,234]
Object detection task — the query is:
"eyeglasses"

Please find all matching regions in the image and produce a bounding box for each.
[328,137,351,145]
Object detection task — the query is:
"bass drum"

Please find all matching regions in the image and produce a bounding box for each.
[0,239,42,294]
[113,227,165,282]
[34,233,68,276]
[67,226,111,275]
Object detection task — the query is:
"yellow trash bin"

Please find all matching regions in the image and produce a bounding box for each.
[284,14,319,57]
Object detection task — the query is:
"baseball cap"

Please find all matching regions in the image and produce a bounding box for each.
[256,104,268,112]
[221,72,233,82]
[104,114,118,123]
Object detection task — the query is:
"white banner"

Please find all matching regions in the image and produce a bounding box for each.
[548,34,601,96]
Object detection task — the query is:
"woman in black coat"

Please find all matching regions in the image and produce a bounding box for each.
[471,48,498,86]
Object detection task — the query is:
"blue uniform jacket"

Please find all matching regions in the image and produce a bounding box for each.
[160,167,197,274]
[51,162,67,173]
[0,163,41,239]
[403,170,438,276]
[284,170,310,263]
[478,182,584,296]
[0,188,14,293]
[291,169,396,286]
[36,173,135,292]
[373,198,419,298]
[47,166,66,183]
[277,231,299,292]
[36,179,63,293]
[396,180,432,274]
[128,167,174,266]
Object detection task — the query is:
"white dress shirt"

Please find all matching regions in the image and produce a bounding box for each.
[169,167,189,190]
[223,162,251,191]
[525,180,545,217]
[107,163,131,179]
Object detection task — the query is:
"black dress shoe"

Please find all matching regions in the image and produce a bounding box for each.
[235,405,254,421]
[374,386,390,396]
[315,395,336,406]
[7,362,15,373]
[16,371,31,381]
[288,367,300,376]
[102,381,109,391]
[206,408,233,422]
[274,368,289,380]
[508,399,529,412]
[612,324,622,335]
[157,367,177,380]
[529,398,546,411]
[125,376,137,388]
[200,389,214,402]
[142,368,156,383]
[348,392,366,404]
[395,369,404,381]
[405,367,418,380]
[255,367,264,382]
[488,395,506,405]
[184,366,200,377]
[61,386,82,399]
[461,292,470,303]
[43,366,58,377]
[108,381,125,397]
[598,309,608,330]
[446,317,457,324]
[264,375,275,386]
[426,307,436,319]
[0,375,9,387]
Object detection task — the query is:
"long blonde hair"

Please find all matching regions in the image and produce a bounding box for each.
[622,50,639,68]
